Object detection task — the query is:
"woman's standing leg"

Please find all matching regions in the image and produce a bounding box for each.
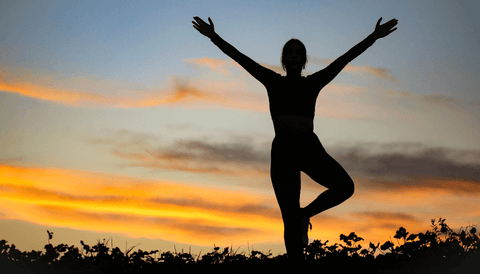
[270,137,304,262]
[300,134,355,219]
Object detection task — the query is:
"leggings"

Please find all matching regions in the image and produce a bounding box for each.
[270,132,354,259]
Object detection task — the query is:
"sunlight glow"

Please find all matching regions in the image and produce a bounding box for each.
[0,164,283,245]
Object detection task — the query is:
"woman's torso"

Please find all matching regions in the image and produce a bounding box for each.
[266,75,320,119]
[272,115,314,136]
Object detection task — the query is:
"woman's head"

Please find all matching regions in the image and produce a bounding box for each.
[281,39,308,74]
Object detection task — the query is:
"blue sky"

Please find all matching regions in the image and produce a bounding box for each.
[1,0,479,256]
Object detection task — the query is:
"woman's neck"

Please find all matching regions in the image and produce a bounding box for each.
[286,72,301,77]
[286,69,302,77]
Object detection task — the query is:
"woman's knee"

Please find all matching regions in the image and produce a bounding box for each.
[331,177,354,199]
[344,178,355,199]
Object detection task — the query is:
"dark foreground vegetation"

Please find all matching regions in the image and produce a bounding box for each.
[1,218,478,274]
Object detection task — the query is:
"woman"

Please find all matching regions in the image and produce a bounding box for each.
[193,16,398,262]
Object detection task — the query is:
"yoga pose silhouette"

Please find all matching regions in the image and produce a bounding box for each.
[193,16,398,262]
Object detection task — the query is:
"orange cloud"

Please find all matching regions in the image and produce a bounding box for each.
[0,72,107,105]
[184,57,233,76]
[1,161,478,253]
[0,163,282,246]
[0,60,394,121]
[186,56,398,82]
[344,65,398,82]
[0,69,269,112]
[308,57,398,82]
[0,70,217,108]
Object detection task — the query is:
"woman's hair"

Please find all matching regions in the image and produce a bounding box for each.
[281,39,308,72]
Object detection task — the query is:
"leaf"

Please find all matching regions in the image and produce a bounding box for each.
[394,227,409,239]
[47,230,53,240]
[380,241,394,251]
[406,234,417,241]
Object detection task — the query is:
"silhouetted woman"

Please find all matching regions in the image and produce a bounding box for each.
[193,16,397,262]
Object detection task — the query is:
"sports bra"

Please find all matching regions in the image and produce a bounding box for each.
[210,33,375,118]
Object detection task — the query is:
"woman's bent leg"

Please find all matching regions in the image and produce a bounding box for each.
[301,135,355,219]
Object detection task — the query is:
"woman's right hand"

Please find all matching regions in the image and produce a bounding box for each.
[193,16,216,39]
[372,17,398,40]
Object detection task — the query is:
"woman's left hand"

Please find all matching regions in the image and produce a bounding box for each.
[193,16,216,39]
[372,17,398,40]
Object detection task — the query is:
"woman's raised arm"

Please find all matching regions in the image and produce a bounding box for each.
[192,16,276,84]
[310,17,398,87]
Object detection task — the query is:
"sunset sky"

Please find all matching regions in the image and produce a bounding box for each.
[1,0,479,256]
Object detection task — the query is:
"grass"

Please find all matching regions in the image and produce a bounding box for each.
[1,218,478,274]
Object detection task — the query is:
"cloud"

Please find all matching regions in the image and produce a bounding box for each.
[33,205,269,244]
[309,57,398,82]
[0,60,416,122]
[0,69,216,107]
[150,197,277,219]
[185,57,286,76]
[88,130,480,217]
[1,60,475,126]
[0,70,108,105]
[0,69,154,107]
[352,211,420,231]
[184,57,233,76]
[186,56,398,82]
[354,211,418,223]
[331,142,480,190]
[91,132,271,176]
[184,57,477,122]
[0,69,270,112]
[93,130,480,187]
[384,90,463,108]
[2,155,479,250]
[0,157,23,164]
[0,163,282,246]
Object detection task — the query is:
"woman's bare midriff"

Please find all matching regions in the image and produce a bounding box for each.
[272,115,314,135]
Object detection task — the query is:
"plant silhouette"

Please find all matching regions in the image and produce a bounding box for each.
[46,230,53,245]
[1,218,478,273]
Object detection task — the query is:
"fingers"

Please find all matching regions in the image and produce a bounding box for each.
[192,24,200,32]
[192,17,204,33]
[193,16,214,37]
[194,16,205,24]
[377,17,398,28]
[193,16,205,28]
[386,18,398,27]
[381,18,398,29]
[386,19,398,33]
[193,16,211,26]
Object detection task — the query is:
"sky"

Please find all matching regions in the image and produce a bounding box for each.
[1,0,479,256]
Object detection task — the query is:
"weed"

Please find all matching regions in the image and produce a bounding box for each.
[1,218,478,274]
